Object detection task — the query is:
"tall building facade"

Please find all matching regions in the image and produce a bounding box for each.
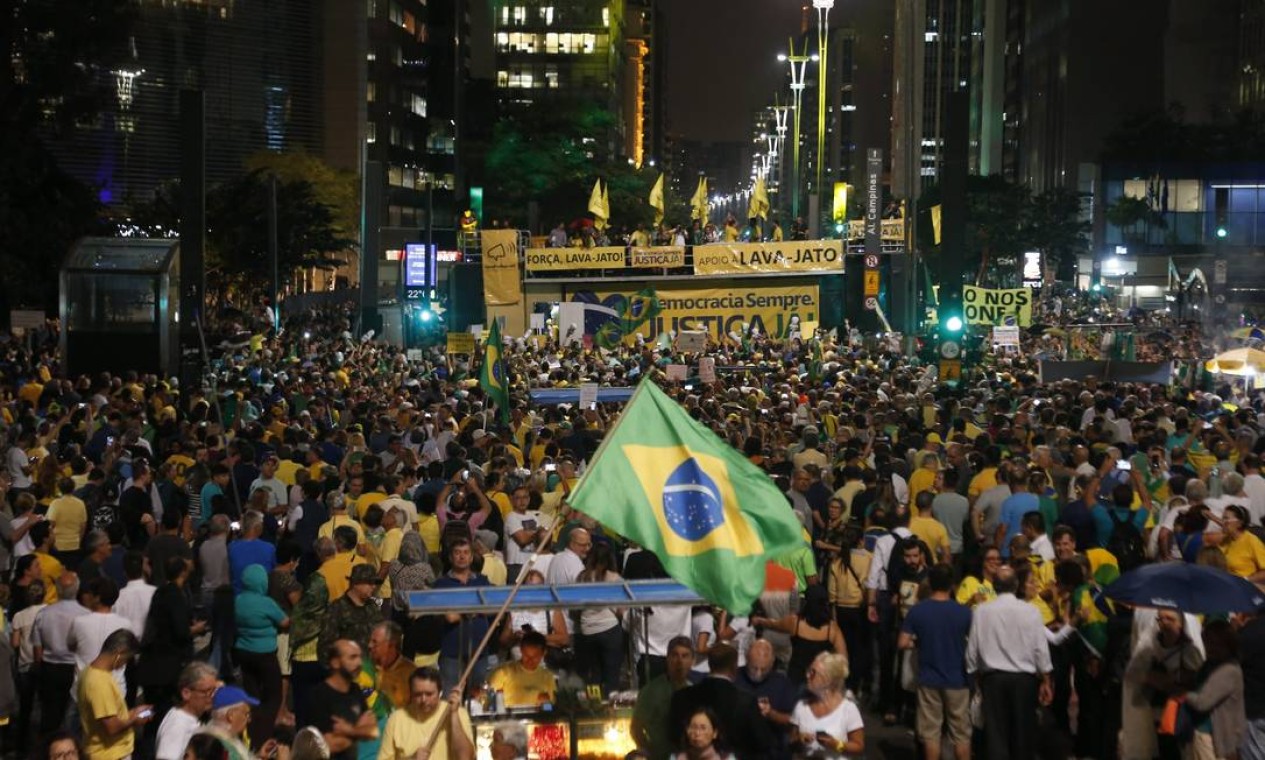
[490,0,660,165]
[46,0,322,207]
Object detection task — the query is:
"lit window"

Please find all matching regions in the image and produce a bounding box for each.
[497,69,509,87]
[367,122,377,143]
[500,6,508,24]
[368,0,376,18]
[540,6,553,25]
[367,82,376,102]
[545,65,559,88]
[582,33,596,53]
[512,6,526,25]
[390,126,400,145]
[545,33,558,53]
[389,165,404,186]
[602,6,609,27]
[497,32,509,51]
[411,94,426,116]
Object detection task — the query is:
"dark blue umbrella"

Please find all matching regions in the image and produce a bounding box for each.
[1104,562,1265,614]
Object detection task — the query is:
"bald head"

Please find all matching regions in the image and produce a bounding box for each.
[993,565,1019,595]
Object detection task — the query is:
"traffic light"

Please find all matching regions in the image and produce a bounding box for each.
[1217,225,1228,239]
[944,314,964,334]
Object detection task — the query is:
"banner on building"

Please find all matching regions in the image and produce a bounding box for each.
[525,247,625,272]
[963,285,1034,326]
[567,282,820,342]
[692,242,843,276]
[845,219,905,242]
[481,229,521,305]
[630,246,687,269]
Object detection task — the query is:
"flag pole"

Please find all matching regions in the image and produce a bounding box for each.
[421,505,570,753]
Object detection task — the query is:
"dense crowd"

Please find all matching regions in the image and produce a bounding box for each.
[2,300,1265,760]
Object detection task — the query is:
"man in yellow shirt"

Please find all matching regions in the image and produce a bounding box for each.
[319,493,365,544]
[369,621,417,710]
[320,525,371,602]
[29,522,65,603]
[47,477,88,565]
[907,453,940,517]
[378,666,475,760]
[909,492,952,565]
[78,629,153,760]
[485,630,556,708]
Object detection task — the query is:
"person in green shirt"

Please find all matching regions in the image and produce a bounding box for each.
[631,636,695,760]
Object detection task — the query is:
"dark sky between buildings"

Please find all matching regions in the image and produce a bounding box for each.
[665,0,806,142]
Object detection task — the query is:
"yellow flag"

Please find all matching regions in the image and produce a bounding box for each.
[690,177,709,225]
[649,173,665,226]
[748,177,770,221]
[588,178,607,230]
[930,204,942,245]
[601,182,611,224]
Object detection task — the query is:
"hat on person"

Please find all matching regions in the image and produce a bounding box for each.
[348,564,383,585]
[212,685,260,711]
[471,429,488,442]
[925,432,943,444]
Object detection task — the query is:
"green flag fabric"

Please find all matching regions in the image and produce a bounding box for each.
[478,320,510,424]
[567,381,806,613]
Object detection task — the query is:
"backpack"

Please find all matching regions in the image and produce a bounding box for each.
[1105,508,1145,573]
[886,532,930,596]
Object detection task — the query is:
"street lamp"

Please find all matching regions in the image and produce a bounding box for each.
[780,40,813,220]
[812,1,834,204]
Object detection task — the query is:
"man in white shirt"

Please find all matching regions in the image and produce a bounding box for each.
[67,575,133,694]
[377,474,419,531]
[249,455,289,510]
[1241,454,1265,526]
[546,527,591,635]
[966,566,1053,760]
[503,486,544,579]
[155,661,220,760]
[114,551,156,637]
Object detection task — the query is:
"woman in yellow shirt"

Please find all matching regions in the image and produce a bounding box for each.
[1218,505,1265,582]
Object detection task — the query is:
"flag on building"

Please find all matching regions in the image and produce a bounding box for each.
[478,319,510,424]
[690,177,709,226]
[930,204,943,245]
[588,178,608,231]
[649,173,665,226]
[567,381,806,612]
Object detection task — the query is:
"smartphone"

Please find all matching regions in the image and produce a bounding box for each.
[230,521,241,531]
[589,402,597,411]
[544,463,557,472]
[1116,460,1132,471]
[137,708,153,720]
[106,436,115,447]
[461,469,469,481]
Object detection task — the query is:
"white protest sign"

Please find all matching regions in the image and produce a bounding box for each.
[665,364,687,382]
[698,356,716,384]
[579,383,598,410]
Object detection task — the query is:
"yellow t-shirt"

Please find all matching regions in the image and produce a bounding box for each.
[35,552,65,603]
[318,514,365,544]
[79,666,133,760]
[489,491,513,519]
[378,528,404,599]
[355,492,390,520]
[417,514,441,556]
[377,705,474,760]
[908,469,938,516]
[319,551,371,602]
[1222,532,1265,579]
[968,467,999,500]
[164,454,195,487]
[486,661,557,707]
[909,516,950,560]
[955,576,995,606]
[47,495,88,551]
[480,552,508,586]
[275,460,302,487]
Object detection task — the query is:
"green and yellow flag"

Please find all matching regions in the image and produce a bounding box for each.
[568,381,805,612]
[478,319,510,424]
[588,178,608,231]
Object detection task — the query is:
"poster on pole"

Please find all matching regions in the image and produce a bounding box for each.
[698,357,716,384]
[678,330,708,353]
[446,333,476,354]
[992,325,1020,346]
[578,383,598,410]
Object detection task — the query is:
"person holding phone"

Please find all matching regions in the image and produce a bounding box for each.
[78,629,153,760]
[789,652,865,758]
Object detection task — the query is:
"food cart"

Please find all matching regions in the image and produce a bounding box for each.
[407,579,705,759]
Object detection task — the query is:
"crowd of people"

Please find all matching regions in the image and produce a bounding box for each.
[0,298,1264,760]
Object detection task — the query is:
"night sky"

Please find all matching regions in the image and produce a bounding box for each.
[666,0,806,143]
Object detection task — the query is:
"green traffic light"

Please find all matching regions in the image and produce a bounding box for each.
[1217,226,1228,239]
[945,315,963,333]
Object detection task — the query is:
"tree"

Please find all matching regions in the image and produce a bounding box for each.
[1105,195,1165,244]
[245,151,359,241]
[1029,188,1091,279]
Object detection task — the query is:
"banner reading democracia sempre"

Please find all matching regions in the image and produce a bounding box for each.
[568,281,819,343]
[692,241,844,276]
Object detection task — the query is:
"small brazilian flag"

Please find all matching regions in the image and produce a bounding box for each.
[568,381,806,612]
[478,319,510,424]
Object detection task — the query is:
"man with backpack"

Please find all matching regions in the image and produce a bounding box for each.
[1093,483,1148,573]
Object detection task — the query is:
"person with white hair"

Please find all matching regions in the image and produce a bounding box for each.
[490,721,528,760]
[154,661,219,760]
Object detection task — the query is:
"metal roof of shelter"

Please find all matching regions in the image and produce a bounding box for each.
[407,580,703,615]
[63,238,178,274]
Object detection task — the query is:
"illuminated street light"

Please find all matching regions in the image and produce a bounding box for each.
[781,39,812,219]
[812,1,834,203]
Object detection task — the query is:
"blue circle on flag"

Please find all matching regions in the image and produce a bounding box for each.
[663,458,725,541]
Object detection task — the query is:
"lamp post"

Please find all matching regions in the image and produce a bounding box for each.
[779,40,814,221]
[812,1,834,205]
[772,104,789,213]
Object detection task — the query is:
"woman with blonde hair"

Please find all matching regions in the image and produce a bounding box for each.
[789,652,865,758]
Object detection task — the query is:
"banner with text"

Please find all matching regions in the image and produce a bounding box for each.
[630,246,688,269]
[846,219,906,242]
[963,285,1034,327]
[692,241,844,276]
[525,246,625,272]
[567,281,819,342]
[481,229,521,305]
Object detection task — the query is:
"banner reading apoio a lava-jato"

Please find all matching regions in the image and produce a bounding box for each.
[568,281,819,341]
[692,241,843,276]
[963,285,1033,326]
